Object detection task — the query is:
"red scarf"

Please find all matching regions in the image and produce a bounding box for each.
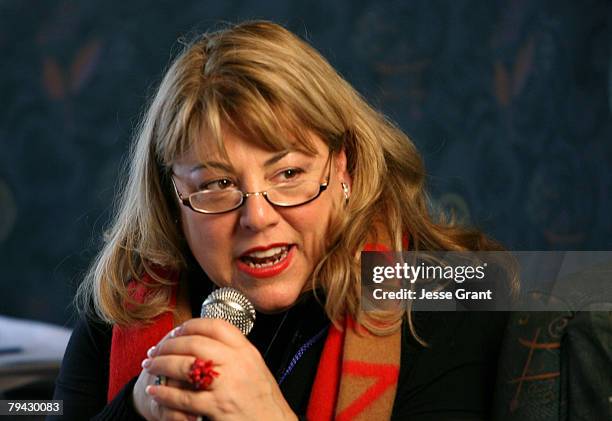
[106,271,178,402]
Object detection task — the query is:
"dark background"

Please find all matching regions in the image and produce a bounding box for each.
[1,0,610,327]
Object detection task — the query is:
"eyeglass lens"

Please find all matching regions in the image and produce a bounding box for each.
[189,180,322,213]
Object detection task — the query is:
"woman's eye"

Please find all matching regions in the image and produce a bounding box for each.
[278,168,304,181]
[200,178,235,191]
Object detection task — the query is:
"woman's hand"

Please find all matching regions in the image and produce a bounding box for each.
[132,360,167,420]
[140,318,297,421]
[132,327,196,420]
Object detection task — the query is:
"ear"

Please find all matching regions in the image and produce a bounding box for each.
[334,147,352,189]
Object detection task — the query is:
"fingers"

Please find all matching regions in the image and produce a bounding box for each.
[147,384,214,419]
[178,318,247,347]
[141,317,247,420]
[149,318,246,360]
[143,354,200,385]
[151,334,225,358]
[146,325,183,359]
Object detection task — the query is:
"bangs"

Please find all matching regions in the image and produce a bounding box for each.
[157,77,321,167]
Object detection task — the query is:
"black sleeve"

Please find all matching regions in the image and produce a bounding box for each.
[392,312,509,420]
[47,316,145,420]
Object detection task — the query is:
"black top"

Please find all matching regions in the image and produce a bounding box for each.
[50,280,508,420]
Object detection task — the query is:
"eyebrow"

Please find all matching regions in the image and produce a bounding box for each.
[189,150,291,173]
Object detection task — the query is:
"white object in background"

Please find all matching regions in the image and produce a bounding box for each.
[0,316,72,394]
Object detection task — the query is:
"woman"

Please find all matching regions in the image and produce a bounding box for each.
[52,21,508,420]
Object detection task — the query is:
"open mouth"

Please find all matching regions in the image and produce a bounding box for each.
[240,245,291,268]
[237,244,295,278]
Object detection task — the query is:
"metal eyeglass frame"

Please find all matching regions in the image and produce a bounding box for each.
[170,152,333,214]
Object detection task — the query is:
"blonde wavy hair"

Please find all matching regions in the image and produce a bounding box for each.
[76,20,503,335]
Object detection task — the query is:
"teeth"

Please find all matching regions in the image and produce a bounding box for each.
[245,248,289,268]
[245,245,288,259]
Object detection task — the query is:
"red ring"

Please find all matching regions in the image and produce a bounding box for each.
[189,358,219,390]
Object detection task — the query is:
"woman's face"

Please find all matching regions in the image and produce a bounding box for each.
[172,128,350,313]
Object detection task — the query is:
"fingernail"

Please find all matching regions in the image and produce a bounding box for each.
[145,385,154,395]
[147,346,156,358]
[141,358,151,368]
[170,326,181,337]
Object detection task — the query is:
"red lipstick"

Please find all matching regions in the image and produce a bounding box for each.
[236,244,295,279]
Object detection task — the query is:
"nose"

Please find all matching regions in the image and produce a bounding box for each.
[239,192,280,232]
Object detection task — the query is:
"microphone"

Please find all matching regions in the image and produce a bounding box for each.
[155,287,255,389]
[187,291,255,421]
[200,287,256,335]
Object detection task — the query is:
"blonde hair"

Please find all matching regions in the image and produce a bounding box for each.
[76,20,504,334]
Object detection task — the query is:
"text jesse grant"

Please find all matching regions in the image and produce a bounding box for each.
[372,288,493,300]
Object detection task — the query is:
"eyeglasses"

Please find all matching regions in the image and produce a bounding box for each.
[171,153,332,214]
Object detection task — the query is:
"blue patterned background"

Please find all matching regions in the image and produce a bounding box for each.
[1,0,610,326]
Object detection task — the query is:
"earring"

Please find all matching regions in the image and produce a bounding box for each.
[341,182,350,204]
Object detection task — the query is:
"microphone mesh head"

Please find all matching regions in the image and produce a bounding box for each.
[200,287,256,335]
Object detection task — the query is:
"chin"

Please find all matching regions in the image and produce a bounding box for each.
[245,284,304,314]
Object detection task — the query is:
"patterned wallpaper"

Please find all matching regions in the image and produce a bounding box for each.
[1,0,610,325]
